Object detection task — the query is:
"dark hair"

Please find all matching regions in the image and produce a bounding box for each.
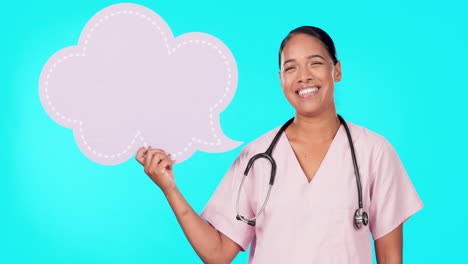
[278,26,338,69]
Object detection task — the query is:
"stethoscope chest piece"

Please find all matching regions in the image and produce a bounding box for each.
[353,208,369,229]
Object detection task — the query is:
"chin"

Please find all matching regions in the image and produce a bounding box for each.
[295,109,322,118]
[292,103,321,115]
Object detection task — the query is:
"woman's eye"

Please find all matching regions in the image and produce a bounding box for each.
[310,62,322,65]
[285,67,295,72]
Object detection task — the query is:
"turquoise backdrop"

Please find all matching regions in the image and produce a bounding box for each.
[2,0,467,263]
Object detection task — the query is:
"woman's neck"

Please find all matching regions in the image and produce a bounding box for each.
[288,107,341,144]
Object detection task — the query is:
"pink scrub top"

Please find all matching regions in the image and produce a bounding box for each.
[200,121,423,263]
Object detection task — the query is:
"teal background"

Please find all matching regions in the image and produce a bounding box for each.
[2,0,467,263]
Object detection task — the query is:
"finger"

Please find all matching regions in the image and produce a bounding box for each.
[158,157,173,171]
[143,146,152,158]
[145,149,169,164]
[151,152,166,165]
[154,157,173,175]
[145,151,166,171]
[167,153,177,162]
[146,148,167,157]
[135,147,147,165]
[144,150,157,173]
[144,151,154,166]
[147,152,167,175]
[143,149,169,171]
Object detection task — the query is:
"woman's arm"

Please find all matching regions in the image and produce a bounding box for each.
[374,224,403,264]
[136,148,241,264]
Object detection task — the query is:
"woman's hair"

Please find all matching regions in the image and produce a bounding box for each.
[278,26,338,69]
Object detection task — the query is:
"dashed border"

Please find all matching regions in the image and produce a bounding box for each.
[43,7,234,160]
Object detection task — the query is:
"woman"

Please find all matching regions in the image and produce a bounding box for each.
[136,26,423,263]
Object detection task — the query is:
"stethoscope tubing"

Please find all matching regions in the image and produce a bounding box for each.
[235,115,368,228]
[338,115,364,210]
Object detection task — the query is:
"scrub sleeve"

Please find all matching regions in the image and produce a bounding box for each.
[200,147,256,251]
[368,139,424,240]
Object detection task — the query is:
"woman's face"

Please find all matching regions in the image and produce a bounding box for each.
[279,33,341,117]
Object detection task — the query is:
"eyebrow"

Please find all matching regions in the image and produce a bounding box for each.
[282,55,326,66]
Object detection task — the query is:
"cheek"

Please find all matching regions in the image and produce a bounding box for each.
[279,76,287,91]
[316,70,335,85]
[280,78,294,99]
[281,74,296,88]
[328,67,337,81]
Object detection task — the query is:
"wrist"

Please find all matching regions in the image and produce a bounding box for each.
[162,184,179,197]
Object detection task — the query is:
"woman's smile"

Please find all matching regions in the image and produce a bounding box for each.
[296,85,321,98]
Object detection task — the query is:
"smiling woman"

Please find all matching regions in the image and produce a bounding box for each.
[279,30,341,128]
[136,26,423,263]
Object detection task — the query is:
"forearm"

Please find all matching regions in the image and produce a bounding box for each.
[164,187,232,264]
[135,148,237,263]
[375,224,403,264]
[376,254,402,264]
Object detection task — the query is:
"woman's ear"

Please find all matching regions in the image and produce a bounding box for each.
[334,61,342,82]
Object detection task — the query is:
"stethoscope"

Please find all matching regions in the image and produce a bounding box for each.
[236,115,369,229]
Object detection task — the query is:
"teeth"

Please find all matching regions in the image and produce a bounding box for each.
[298,87,318,96]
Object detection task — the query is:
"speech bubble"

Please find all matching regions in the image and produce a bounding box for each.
[39,3,241,165]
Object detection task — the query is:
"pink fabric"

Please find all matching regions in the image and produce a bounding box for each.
[200,121,423,263]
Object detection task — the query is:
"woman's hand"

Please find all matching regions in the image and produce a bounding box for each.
[136,147,176,194]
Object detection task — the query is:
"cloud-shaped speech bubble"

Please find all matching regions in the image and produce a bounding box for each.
[39,3,241,165]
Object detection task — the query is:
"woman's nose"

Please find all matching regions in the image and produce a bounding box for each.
[297,67,314,83]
